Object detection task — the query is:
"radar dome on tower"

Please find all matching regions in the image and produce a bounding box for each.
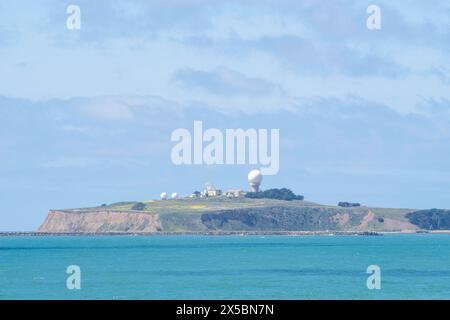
[160,192,168,200]
[248,169,263,192]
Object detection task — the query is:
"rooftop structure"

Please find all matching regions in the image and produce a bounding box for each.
[226,189,244,198]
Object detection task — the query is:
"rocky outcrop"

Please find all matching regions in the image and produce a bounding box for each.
[38,210,162,233]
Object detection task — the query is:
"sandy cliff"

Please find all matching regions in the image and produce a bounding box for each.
[38,210,162,233]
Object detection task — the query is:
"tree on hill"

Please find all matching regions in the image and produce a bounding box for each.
[131,202,146,211]
[245,188,304,201]
[338,202,361,208]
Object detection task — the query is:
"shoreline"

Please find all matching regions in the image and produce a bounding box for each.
[1,231,379,237]
[0,230,449,237]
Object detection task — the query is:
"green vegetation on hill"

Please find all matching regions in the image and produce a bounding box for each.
[131,202,146,211]
[406,209,450,230]
[102,197,314,214]
[338,202,361,208]
[245,188,304,201]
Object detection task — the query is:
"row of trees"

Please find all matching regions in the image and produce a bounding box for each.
[338,202,361,208]
[245,188,304,201]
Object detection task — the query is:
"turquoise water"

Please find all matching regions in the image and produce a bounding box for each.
[0,234,449,299]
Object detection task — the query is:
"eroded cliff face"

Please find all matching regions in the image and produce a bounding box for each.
[38,210,162,233]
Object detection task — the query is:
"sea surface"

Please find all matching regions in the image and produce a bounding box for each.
[0,234,449,299]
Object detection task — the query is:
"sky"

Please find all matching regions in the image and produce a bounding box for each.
[1,0,450,230]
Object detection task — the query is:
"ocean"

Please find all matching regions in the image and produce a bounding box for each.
[0,234,449,299]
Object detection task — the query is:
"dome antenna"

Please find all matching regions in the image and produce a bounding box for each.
[248,169,263,192]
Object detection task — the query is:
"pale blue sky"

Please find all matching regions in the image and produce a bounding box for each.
[1,1,450,230]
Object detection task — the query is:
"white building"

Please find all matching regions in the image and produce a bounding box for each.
[226,189,244,198]
[205,183,222,197]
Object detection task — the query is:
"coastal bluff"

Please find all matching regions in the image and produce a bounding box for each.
[37,198,428,234]
[38,210,162,233]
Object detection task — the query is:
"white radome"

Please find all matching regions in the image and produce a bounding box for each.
[171,192,178,199]
[160,192,168,200]
[248,170,263,184]
[248,169,263,192]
